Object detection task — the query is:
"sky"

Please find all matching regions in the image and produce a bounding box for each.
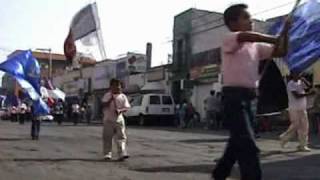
[0,0,297,78]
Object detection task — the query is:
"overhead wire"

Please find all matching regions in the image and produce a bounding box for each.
[191,1,296,35]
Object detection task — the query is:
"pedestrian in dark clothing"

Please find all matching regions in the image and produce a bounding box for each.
[31,116,41,140]
[86,105,92,124]
[72,103,80,125]
[185,102,195,128]
[10,106,18,122]
[30,106,41,140]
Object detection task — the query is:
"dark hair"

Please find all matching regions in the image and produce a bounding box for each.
[224,4,248,29]
[210,90,215,96]
[110,78,121,86]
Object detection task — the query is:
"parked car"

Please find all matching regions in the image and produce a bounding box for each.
[125,94,175,126]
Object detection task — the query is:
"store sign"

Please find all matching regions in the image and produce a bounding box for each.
[147,68,164,82]
[191,65,219,82]
[127,55,147,73]
[190,48,220,83]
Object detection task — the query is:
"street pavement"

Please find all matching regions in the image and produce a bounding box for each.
[0,120,320,180]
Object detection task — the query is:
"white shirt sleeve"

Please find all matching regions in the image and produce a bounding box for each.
[122,94,131,109]
[288,81,298,92]
[223,32,241,53]
[256,42,275,60]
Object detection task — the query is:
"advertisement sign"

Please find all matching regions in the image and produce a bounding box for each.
[147,68,165,82]
[127,55,147,73]
[190,48,220,83]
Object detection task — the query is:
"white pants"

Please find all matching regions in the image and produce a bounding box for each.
[103,119,128,156]
[281,109,309,146]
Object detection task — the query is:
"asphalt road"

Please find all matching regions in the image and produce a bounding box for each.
[0,121,319,180]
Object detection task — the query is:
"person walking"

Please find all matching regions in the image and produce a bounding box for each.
[10,106,18,122]
[212,4,290,180]
[312,86,320,135]
[102,79,131,161]
[72,102,80,125]
[19,102,27,124]
[205,91,221,130]
[54,99,64,125]
[178,101,187,128]
[30,105,41,140]
[185,102,195,128]
[280,72,314,151]
[86,105,92,125]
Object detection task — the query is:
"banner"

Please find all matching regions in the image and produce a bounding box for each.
[269,0,320,73]
[0,50,49,115]
[64,3,106,68]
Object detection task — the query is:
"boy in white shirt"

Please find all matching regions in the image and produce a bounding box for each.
[102,79,131,161]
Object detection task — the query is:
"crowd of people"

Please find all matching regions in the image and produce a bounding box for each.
[4,97,93,140]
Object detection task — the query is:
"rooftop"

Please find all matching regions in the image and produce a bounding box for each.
[8,50,66,61]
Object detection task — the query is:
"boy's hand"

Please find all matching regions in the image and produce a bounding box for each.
[272,17,292,58]
[281,16,292,35]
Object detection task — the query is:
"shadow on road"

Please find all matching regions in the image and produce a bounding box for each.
[0,138,30,141]
[260,150,300,158]
[0,158,108,163]
[178,138,228,144]
[132,164,213,173]
[263,154,320,180]
[133,154,320,179]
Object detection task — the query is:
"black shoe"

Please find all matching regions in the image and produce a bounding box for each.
[118,155,130,161]
[211,172,225,180]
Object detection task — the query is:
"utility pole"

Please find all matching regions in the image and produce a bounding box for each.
[36,48,52,79]
[49,48,52,80]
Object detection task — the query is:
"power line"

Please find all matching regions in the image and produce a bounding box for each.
[191,1,295,31]
[252,1,295,16]
[191,1,296,35]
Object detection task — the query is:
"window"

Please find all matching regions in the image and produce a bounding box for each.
[177,39,183,67]
[131,96,142,106]
[149,96,160,105]
[162,96,173,105]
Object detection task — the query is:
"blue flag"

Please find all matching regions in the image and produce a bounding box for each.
[0,50,49,115]
[269,0,320,73]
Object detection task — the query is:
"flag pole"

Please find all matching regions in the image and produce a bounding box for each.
[260,0,302,78]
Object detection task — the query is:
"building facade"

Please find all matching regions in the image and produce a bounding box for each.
[54,52,149,120]
[172,8,268,120]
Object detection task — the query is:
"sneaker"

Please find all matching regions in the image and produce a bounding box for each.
[279,134,287,148]
[297,146,311,152]
[104,153,112,160]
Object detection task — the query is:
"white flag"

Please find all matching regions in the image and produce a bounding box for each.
[64,2,106,67]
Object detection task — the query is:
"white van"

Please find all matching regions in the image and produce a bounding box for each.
[125,94,175,125]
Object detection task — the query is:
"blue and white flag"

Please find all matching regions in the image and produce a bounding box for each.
[0,50,49,115]
[269,0,320,73]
